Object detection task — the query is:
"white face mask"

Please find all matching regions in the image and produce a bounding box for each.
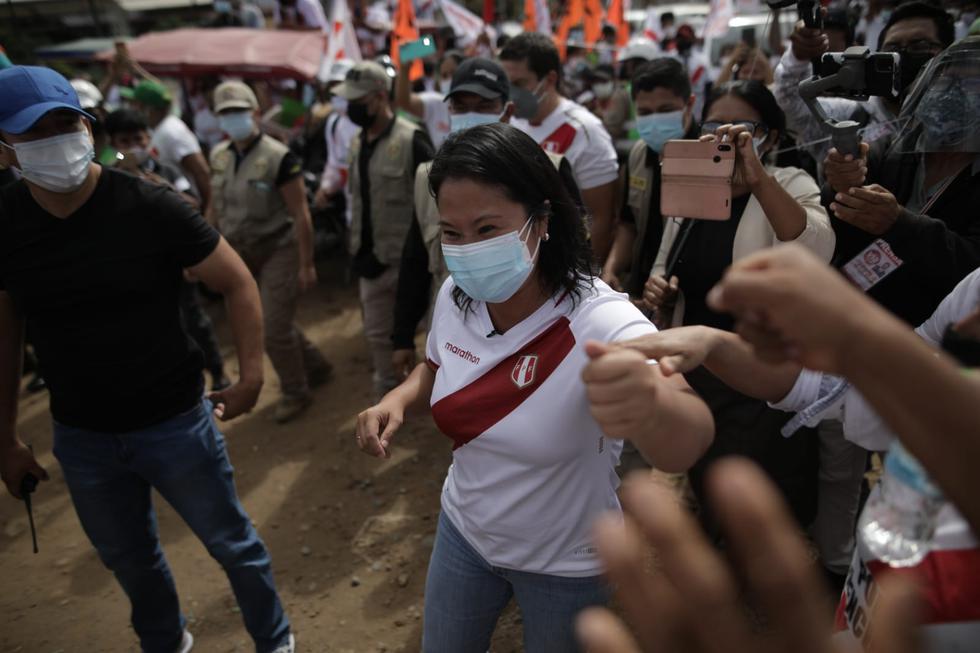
[5,131,95,193]
[125,146,152,165]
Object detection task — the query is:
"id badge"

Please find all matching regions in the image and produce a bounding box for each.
[841,239,903,292]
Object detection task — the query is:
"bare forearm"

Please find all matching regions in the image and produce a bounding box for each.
[752,174,807,241]
[702,328,802,402]
[395,65,423,119]
[842,317,980,532]
[223,279,265,385]
[633,384,714,473]
[604,223,636,278]
[294,207,315,267]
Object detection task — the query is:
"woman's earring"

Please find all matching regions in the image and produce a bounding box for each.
[543,233,550,242]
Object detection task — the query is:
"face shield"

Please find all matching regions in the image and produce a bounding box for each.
[895,37,980,154]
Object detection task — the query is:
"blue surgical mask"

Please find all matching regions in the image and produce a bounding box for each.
[218,111,255,141]
[441,216,541,303]
[449,111,501,134]
[636,110,686,153]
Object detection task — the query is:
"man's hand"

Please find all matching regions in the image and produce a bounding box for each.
[614,326,721,376]
[706,244,875,374]
[298,263,318,293]
[392,349,417,381]
[0,440,48,499]
[576,459,922,653]
[790,21,829,61]
[824,144,869,194]
[207,378,262,421]
[582,341,666,440]
[830,184,901,235]
[313,187,332,210]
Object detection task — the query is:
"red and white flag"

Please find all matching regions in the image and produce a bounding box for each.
[523,0,551,36]
[318,0,362,81]
[439,0,496,48]
[642,7,663,43]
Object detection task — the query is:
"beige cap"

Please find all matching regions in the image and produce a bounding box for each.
[213,81,258,113]
[333,61,391,101]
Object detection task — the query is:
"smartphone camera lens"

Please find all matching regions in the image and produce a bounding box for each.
[713,155,722,163]
[718,144,732,152]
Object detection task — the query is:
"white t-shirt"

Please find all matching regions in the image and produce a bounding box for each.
[293,0,329,31]
[419,91,451,150]
[150,115,203,188]
[322,111,360,226]
[771,267,980,453]
[511,97,619,191]
[425,278,656,577]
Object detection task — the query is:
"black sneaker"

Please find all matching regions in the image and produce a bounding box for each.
[306,360,333,388]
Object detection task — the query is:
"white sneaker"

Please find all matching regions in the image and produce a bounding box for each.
[270,633,295,653]
[176,630,194,653]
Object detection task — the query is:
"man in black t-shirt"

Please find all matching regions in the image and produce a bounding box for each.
[0,66,295,653]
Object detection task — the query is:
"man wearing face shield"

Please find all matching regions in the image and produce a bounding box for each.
[389,58,584,379]
[339,61,436,400]
[775,1,954,180]
[824,36,980,329]
[0,66,296,653]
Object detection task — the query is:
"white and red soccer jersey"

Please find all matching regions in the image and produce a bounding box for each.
[425,278,656,577]
[511,97,619,191]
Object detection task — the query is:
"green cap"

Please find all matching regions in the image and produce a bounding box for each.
[123,80,172,109]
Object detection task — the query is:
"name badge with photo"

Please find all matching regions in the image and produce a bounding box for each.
[842,239,903,292]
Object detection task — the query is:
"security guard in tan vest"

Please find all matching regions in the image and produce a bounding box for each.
[602,58,697,302]
[335,60,435,399]
[208,81,330,423]
[390,58,584,379]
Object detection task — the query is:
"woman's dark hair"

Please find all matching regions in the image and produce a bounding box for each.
[428,123,594,312]
[702,80,787,142]
[104,108,150,138]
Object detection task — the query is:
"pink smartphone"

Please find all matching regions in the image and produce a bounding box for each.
[660,140,736,220]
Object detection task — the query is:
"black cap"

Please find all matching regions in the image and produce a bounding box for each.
[445,58,510,101]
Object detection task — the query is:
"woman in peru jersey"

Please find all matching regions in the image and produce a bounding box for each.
[355,123,714,653]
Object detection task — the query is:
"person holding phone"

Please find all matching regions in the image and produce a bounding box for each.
[356,123,713,652]
[644,80,834,543]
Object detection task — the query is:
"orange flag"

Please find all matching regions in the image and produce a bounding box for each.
[554,0,583,60]
[583,0,603,48]
[606,0,630,46]
[391,0,424,81]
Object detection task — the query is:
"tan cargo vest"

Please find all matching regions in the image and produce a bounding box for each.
[625,139,657,273]
[209,135,294,253]
[348,116,420,265]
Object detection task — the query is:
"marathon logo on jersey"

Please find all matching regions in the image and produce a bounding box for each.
[445,341,480,365]
[511,354,538,389]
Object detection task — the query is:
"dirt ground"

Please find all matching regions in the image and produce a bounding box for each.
[0,261,527,653]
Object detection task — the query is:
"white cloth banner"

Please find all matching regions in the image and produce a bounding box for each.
[643,7,663,43]
[704,0,734,38]
[531,0,551,35]
[439,0,496,47]
[319,0,363,81]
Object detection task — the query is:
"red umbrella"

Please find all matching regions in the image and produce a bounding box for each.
[99,28,326,81]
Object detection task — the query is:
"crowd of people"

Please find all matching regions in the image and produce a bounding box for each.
[2,0,980,652]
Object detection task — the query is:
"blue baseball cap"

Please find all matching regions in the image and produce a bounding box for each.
[0,66,95,135]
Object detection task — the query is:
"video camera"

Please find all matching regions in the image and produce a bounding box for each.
[798,47,901,156]
[765,0,821,30]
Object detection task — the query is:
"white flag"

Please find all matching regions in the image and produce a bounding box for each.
[704,0,734,38]
[531,0,551,35]
[319,0,363,81]
[438,0,496,48]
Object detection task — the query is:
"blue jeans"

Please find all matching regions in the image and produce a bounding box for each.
[422,512,608,653]
[53,399,290,653]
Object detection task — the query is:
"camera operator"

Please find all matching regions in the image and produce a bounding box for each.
[825,36,980,327]
[774,2,954,178]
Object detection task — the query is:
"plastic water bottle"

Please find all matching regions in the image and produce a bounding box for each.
[858,440,943,568]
